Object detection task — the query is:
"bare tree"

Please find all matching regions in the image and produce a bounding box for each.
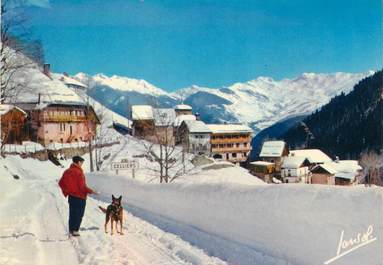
[360,151,383,186]
[94,104,109,171]
[1,0,44,103]
[135,107,191,183]
[1,1,44,152]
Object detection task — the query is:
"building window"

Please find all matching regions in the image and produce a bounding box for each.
[232,153,237,158]
[59,123,66,131]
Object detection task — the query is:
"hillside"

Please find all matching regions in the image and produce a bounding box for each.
[282,70,383,159]
[250,115,307,159]
[74,71,372,133]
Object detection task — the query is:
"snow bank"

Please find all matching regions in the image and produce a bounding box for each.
[89,172,383,265]
[177,165,266,185]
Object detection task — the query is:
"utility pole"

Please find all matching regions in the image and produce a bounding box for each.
[86,81,94,172]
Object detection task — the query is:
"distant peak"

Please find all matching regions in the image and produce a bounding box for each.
[255,76,274,83]
[301,72,317,78]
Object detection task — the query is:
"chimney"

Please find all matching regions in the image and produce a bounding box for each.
[335,156,339,163]
[195,112,201,121]
[43,64,51,77]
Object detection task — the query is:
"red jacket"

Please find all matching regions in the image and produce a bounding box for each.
[59,163,93,199]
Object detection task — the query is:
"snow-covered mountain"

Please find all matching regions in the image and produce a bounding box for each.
[75,71,374,133]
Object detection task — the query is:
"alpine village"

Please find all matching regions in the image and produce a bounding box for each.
[1,61,382,187]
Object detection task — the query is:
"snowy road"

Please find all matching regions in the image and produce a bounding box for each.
[0,157,226,265]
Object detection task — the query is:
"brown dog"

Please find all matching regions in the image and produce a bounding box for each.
[99,195,124,235]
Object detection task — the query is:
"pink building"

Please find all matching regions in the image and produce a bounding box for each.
[18,103,100,146]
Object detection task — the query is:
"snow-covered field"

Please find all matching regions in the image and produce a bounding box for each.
[89,171,383,265]
[1,136,382,265]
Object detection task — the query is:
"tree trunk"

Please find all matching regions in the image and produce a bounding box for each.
[88,138,94,172]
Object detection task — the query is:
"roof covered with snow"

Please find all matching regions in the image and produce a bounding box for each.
[289,149,332,164]
[3,50,85,106]
[132,105,154,120]
[175,104,192,110]
[250,161,274,166]
[312,163,337,175]
[112,112,132,129]
[282,156,308,169]
[173,114,196,127]
[153,108,176,126]
[206,124,253,134]
[259,141,286,157]
[0,104,27,116]
[10,68,85,106]
[312,160,362,179]
[182,120,212,133]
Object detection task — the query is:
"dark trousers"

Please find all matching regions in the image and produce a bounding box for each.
[68,196,86,232]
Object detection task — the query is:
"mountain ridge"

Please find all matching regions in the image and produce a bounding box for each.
[74,71,374,133]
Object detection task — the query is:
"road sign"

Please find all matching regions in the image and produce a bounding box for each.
[111,160,139,170]
[111,159,139,177]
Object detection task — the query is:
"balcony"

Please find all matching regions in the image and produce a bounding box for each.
[42,114,88,122]
[211,136,251,144]
[211,146,252,153]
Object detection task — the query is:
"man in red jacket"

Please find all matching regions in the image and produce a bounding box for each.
[59,156,96,236]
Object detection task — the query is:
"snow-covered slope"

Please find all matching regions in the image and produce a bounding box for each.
[74,71,373,133]
[74,73,178,117]
[1,130,382,265]
[88,156,383,265]
[178,72,374,131]
[0,155,228,265]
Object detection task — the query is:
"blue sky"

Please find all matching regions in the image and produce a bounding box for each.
[24,0,383,90]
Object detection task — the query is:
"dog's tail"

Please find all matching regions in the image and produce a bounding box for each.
[98,206,107,213]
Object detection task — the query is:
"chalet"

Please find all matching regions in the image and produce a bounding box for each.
[0,104,27,144]
[153,108,176,145]
[311,164,336,185]
[173,114,196,128]
[177,120,211,155]
[207,124,252,164]
[259,140,289,178]
[281,156,311,183]
[174,104,193,116]
[131,105,176,145]
[131,105,155,139]
[249,161,275,182]
[289,149,332,169]
[311,160,362,186]
[17,102,100,146]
